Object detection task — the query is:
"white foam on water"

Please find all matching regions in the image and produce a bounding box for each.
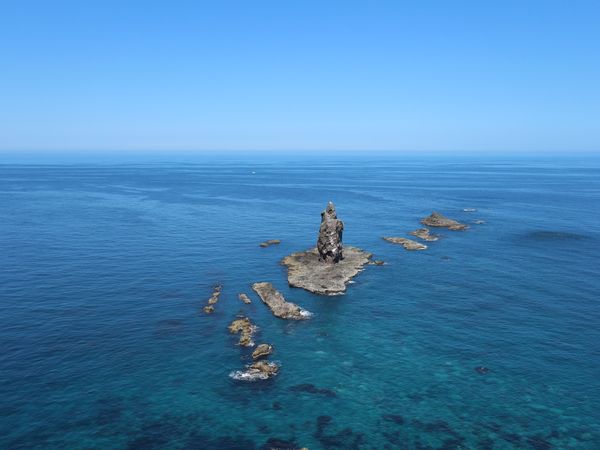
[299,309,313,318]
[229,370,270,381]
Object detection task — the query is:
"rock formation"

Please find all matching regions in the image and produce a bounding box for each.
[409,228,439,241]
[421,212,468,230]
[369,259,385,266]
[252,343,273,360]
[281,202,372,295]
[252,282,311,319]
[228,316,256,347]
[238,293,252,304]
[259,239,281,248]
[383,237,427,250]
[203,284,222,314]
[230,360,280,381]
[317,202,344,263]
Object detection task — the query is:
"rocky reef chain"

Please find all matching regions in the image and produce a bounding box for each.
[317,201,344,263]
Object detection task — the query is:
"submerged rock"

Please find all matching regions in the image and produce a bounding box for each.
[475,366,490,375]
[474,220,486,225]
[409,228,439,242]
[317,201,344,263]
[252,282,311,319]
[260,239,281,248]
[370,259,385,266]
[421,212,468,230]
[383,237,427,251]
[238,293,252,304]
[289,383,337,398]
[228,316,256,347]
[281,246,372,295]
[382,414,405,425]
[252,343,273,360]
[261,438,304,450]
[230,360,280,381]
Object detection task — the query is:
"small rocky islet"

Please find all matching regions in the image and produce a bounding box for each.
[252,282,312,320]
[228,316,256,347]
[238,293,252,304]
[281,202,374,295]
[421,211,468,231]
[259,239,281,248]
[409,227,439,241]
[252,343,273,360]
[383,237,427,251]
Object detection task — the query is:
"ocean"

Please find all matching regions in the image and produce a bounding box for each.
[1,154,599,449]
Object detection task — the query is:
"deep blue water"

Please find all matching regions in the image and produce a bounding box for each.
[1,155,599,449]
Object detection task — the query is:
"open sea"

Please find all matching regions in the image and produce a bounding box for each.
[1,153,599,449]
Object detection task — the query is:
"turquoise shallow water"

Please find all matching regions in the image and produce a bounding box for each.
[1,156,600,449]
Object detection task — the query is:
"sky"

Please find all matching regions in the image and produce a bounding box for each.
[1,0,599,153]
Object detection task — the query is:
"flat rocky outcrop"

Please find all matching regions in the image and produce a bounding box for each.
[281,246,372,295]
[252,343,273,360]
[421,212,468,231]
[409,228,439,241]
[259,239,281,248]
[228,316,256,347]
[383,237,427,251]
[230,360,280,381]
[238,293,252,304]
[251,282,312,319]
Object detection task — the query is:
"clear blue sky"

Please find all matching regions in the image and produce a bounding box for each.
[1,0,599,153]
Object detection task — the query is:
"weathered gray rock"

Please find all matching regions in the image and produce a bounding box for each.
[238,293,252,304]
[252,343,273,360]
[230,360,280,381]
[259,239,281,248]
[409,228,439,242]
[203,284,222,313]
[421,212,468,230]
[228,316,256,347]
[281,246,372,295]
[251,282,311,319]
[369,259,385,266]
[383,237,427,250]
[317,202,344,263]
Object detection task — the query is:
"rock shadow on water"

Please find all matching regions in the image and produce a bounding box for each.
[184,432,257,450]
[153,319,186,339]
[314,415,365,449]
[382,414,405,425]
[409,419,465,448]
[288,383,337,398]
[521,230,590,242]
[260,437,303,450]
